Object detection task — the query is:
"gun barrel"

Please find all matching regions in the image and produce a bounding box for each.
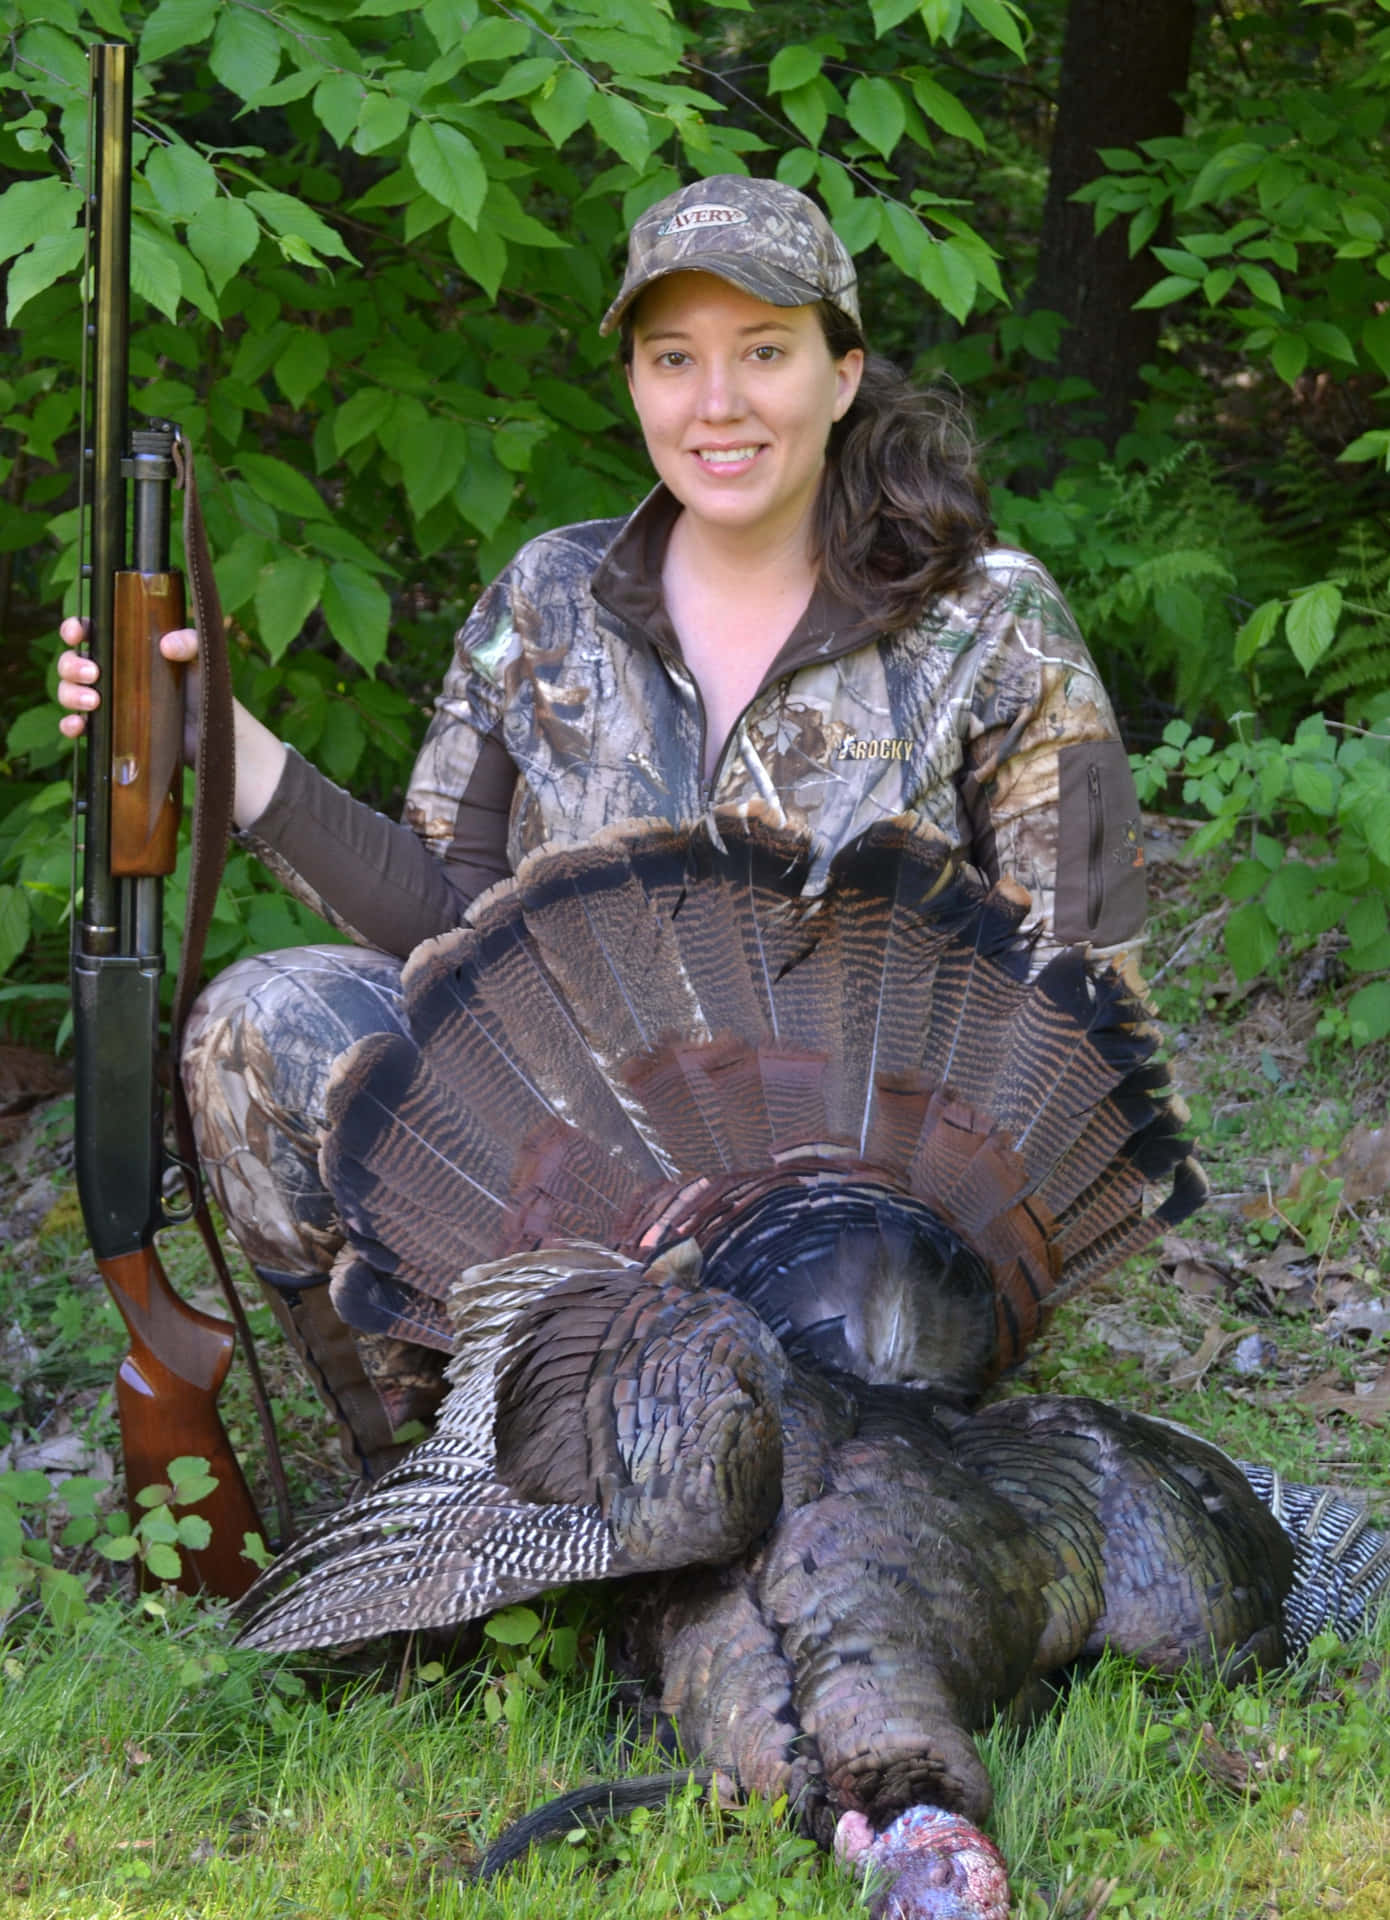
[72,949,163,1261]
[82,40,132,956]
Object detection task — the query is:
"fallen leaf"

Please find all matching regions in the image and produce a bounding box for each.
[1170,1322,1257,1387]
[1197,1722,1261,1796]
[1329,1124,1390,1204]
[3,1430,115,1484]
[1167,1252,1231,1301]
[1297,1359,1390,1425]
[1230,1331,1278,1376]
[1322,1300,1390,1347]
[1252,1244,1316,1290]
[1322,1272,1380,1308]
[1087,1305,1185,1371]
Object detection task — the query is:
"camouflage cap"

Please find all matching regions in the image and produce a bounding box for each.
[600,174,861,337]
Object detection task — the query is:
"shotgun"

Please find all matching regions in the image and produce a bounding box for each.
[71,41,264,1601]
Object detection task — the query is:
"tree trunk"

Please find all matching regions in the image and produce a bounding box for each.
[1031,0,1198,455]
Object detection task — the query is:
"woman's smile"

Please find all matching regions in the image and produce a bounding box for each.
[691,443,764,472]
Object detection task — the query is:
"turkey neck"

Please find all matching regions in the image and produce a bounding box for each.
[764,1428,1048,1829]
[638,1402,1057,1839]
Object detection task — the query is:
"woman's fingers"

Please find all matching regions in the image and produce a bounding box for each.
[57,648,99,694]
[160,626,200,662]
[57,622,98,740]
[57,649,100,738]
[56,621,196,742]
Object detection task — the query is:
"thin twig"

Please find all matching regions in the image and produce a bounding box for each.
[1263,1166,1305,1245]
[1313,1185,1348,1301]
[1148,902,1227,985]
[494,0,604,81]
[690,59,960,241]
[395,1629,417,1705]
[1210,0,1254,83]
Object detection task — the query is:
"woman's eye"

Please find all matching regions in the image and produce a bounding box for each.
[750,344,783,362]
[657,350,690,368]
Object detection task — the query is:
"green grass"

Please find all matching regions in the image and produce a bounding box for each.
[2,1595,1390,1918]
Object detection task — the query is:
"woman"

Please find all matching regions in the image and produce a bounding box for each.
[57,175,1147,1476]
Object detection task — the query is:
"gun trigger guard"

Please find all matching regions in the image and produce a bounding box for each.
[160,1154,198,1225]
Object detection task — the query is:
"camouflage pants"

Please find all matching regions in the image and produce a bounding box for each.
[182,945,447,1478]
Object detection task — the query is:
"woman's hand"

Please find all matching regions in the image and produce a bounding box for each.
[55,615,288,829]
[57,616,202,762]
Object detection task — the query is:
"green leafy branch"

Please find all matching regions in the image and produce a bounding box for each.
[1,1454,266,1631]
[1134,710,1390,1040]
[1075,27,1390,388]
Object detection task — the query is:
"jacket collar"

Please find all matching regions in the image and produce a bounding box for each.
[591,483,869,677]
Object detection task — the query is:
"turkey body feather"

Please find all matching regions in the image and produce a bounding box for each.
[238,809,1305,1915]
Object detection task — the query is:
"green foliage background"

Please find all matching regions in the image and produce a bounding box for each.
[0,0,1388,1030]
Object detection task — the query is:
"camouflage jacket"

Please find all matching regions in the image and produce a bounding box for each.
[407,485,1145,967]
[246,486,1146,972]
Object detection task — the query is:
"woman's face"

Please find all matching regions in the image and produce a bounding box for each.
[626,272,863,550]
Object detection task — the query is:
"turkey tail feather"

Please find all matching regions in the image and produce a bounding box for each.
[320,808,1204,1388]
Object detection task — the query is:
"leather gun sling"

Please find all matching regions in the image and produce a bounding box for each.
[170,437,293,1547]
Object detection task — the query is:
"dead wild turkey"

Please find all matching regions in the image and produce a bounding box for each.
[237,811,1389,1918]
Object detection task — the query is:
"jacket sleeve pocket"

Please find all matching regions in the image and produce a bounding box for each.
[1054,740,1147,946]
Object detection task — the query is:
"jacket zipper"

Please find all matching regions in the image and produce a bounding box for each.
[661,655,714,801]
[1087,761,1104,930]
[659,650,771,808]
[654,625,863,805]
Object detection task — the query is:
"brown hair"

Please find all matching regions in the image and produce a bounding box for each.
[812,303,993,632]
[619,294,993,633]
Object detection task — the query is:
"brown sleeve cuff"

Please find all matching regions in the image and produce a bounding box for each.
[245,747,502,958]
[437,734,515,906]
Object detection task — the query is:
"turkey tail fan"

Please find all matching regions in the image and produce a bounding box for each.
[623,1036,779,1176]
[989,949,1180,1208]
[687,807,819,1042]
[401,892,671,1181]
[319,807,1204,1387]
[321,1025,649,1347]
[612,816,776,1044]
[321,1032,521,1344]
[1048,1149,1209,1302]
[513,836,708,1102]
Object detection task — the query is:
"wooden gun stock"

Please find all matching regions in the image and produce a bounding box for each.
[110,569,185,876]
[100,1247,263,1601]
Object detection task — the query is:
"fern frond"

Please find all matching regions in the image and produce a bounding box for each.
[1309,520,1390,712]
